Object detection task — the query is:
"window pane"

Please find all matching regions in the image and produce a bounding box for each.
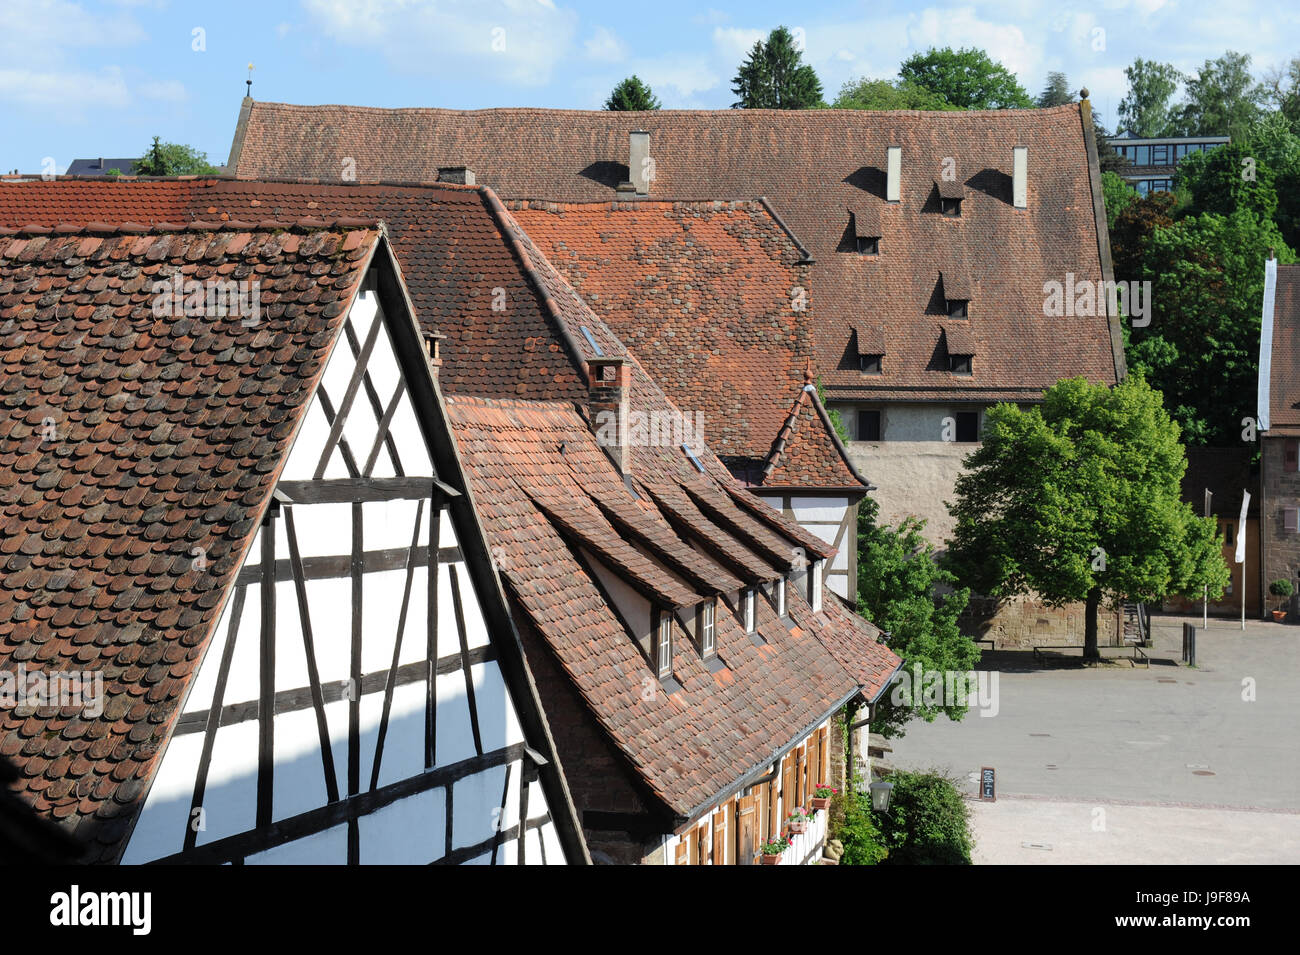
[955,411,979,442]
[857,409,881,441]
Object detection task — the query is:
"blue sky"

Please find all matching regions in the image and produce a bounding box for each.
[3,0,1298,174]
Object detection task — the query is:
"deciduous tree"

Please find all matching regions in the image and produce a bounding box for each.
[604,76,661,111]
[898,47,1033,110]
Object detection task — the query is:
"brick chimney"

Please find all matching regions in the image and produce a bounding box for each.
[629,131,651,196]
[1012,147,1027,209]
[437,166,476,185]
[886,146,901,202]
[588,357,630,473]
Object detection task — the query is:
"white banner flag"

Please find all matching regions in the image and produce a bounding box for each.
[1235,491,1250,564]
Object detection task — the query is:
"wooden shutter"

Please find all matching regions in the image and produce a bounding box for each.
[796,745,807,807]
[818,726,830,786]
[782,755,796,823]
[768,778,780,837]
[675,839,689,865]
[712,808,727,865]
[736,795,757,865]
[756,785,768,845]
[693,824,707,865]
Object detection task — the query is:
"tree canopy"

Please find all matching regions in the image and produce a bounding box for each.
[1037,71,1073,108]
[947,376,1230,657]
[1117,58,1183,137]
[833,77,957,111]
[857,499,977,740]
[135,137,219,176]
[730,27,823,109]
[604,75,661,111]
[897,47,1033,110]
[1173,51,1267,140]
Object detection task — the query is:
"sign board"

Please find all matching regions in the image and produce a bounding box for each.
[980,766,996,802]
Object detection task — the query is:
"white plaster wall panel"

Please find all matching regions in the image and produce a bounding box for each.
[245,824,348,865]
[271,707,334,822]
[452,762,509,850]
[582,549,651,644]
[118,731,202,863]
[437,560,491,652]
[539,820,562,863]
[789,497,849,521]
[358,788,447,864]
[466,661,526,750]
[194,718,259,846]
[522,826,546,864]
[359,566,423,675]
[802,522,839,547]
[360,681,427,791]
[433,669,478,767]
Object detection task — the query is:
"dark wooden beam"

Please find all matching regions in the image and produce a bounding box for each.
[362,380,407,478]
[315,385,361,479]
[234,543,462,588]
[450,564,484,757]
[275,477,457,506]
[284,507,340,804]
[344,317,405,479]
[348,502,362,865]
[314,315,384,481]
[426,508,440,771]
[489,762,512,866]
[257,511,276,829]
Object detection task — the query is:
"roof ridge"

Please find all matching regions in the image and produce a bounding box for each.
[0,217,380,237]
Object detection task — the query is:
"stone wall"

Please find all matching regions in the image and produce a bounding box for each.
[961,595,1122,649]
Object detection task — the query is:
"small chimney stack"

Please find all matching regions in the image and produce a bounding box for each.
[588,357,631,473]
[1012,147,1028,209]
[629,131,651,196]
[423,329,446,377]
[437,166,476,185]
[885,146,901,202]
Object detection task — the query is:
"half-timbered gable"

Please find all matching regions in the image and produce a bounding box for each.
[0,218,585,864]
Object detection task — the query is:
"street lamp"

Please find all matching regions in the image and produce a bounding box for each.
[868,779,894,812]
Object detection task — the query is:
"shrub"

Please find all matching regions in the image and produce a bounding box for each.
[874,770,973,865]
[828,787,888,865]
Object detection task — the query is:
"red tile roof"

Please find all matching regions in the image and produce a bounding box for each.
[0,219,380,861]
[761,386,871,490]
[229,101,1125,402]
[0,179,198,229]
[1267,265,1300,435]
[506,199,860,489]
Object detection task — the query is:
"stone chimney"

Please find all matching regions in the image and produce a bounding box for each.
[437,166,476,185]
[1012,147,1027,209]
[886,146,901,202]
[629,131,651,196]
[588,357,630,473]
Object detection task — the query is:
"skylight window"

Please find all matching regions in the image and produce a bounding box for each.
[682,444,706,474]
[580,325,604,357]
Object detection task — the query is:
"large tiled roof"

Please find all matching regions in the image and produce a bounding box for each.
[230,101,1125,401]
[0,219,380,861]
[447,389,893,818]
[1267,265,1300,436]
[0,179,196,229]
[507,199,861,489]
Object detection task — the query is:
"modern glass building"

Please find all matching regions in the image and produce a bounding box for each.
[1105,134,1230,196]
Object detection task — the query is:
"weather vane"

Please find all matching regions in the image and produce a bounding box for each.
[246,62,255,96]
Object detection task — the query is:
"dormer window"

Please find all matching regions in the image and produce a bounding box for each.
[937,180,965,217]
[850,206,881,256]
[940,197,962,217]
[810,559,823,612]
[699,598,716,657]
[947,299,968,319]
[855,236,879,255]
[744,588,755,634]
[949,354,972,375]
[655,610,673,679]
[855,324,885,375]
[943,324,976,377]
[941,271,972,318]
[859,354,882,375]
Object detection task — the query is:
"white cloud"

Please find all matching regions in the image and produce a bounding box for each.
[0,66,130,111]
[584,26,626,63]
[138,79,188,103]
[712,27,766,64]
[303,0,579,87]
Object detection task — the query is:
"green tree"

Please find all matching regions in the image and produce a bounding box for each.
[1128,210,1294,445]
[1090,108,1129,175]
[833,77,957,111]
[1243,112,1300,249]
[1037,71,1073,108]
[1175,139,1278,224]
[1262,55,1300,131]
[898,47,1033,110]
[136,137,219,176]
[731,26,823,109]
[857,498,977,740]
[828,788,888,865]
[604,75,661,111]
[873,770,973,865]
[1172,51,1266,140]
[1109,190,1175,282]
[1117,58,1182,137]
[1101,170,1138,232]
[947,376,1230,658]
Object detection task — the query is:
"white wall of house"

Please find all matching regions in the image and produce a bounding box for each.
[123,288,564,865]
[753,492,853,599]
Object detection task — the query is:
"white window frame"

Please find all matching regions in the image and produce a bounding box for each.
[811,560,823,612]
[775,576,787,618]
[656,611,672,678]
[744,588,755,633]
[701,599,716,656]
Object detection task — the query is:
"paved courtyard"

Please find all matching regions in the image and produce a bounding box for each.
[891,614,1300,863]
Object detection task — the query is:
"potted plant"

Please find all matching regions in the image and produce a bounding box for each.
[759,836,788,864]
[811,785,836,811]
[1270,579,1293,621]
[786,808,810,834]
